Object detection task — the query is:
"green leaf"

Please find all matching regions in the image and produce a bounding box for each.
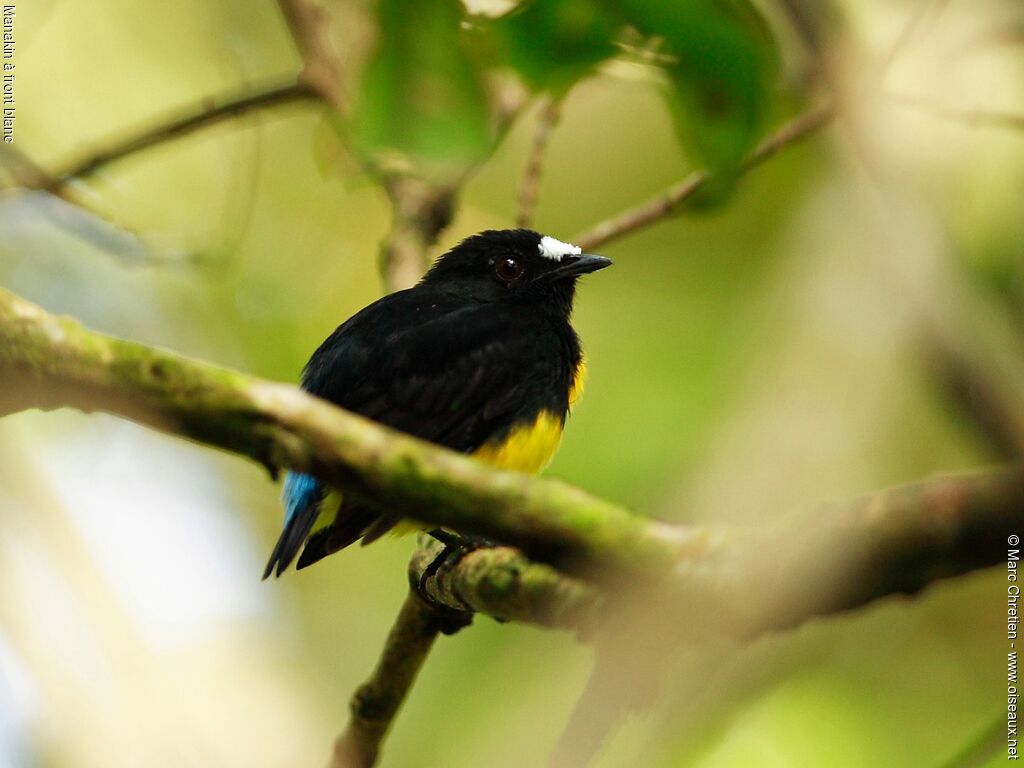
[491,0,620,93]
[350,0,492,169]
[612,0,779,174]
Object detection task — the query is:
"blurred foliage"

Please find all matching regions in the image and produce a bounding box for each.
[1,0,1023,767]
[351,0,779,178]
[488,0,621,93]
[350,0,492,169]
[610,0,779,174]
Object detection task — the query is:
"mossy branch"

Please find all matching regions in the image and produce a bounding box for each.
[404,469,1022,637]
[4,285,1023,768]
[345,468,1023,767]
[2,285,1021,594]
[330,592,446,768]
[410,534,602,631]
[0,286,682,579]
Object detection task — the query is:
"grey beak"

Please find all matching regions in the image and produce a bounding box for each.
[549,253,612,280]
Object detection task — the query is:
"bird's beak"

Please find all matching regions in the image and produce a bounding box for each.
[548,253,612,280]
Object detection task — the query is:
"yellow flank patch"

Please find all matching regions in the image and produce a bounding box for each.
[473,410,565,474]
[333,379,581,542]
[312,489,342,534]
[569,359,586,406]
[390,519,422,537]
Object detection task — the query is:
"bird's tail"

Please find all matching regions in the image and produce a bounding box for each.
[262,472,324,579]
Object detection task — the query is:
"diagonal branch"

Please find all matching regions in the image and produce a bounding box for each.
[339,466,1024,767]
[3,284,1022,767]
[330,591,454,768]
[4,284,1021,592]
[572,103,835,252]
[0,144,55,191]
[276,0,343,106]
[407,468,1023,638]
[22,79,319,195]
[891,93,1024,132]
[549,465,1023,765]
[516,96,563,228]
[0,286,682,579]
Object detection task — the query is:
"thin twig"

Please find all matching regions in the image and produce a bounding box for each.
[892,93,1024,132]
[0,144,54,191]
[30,79,318,194]
[336,531,596,766]
[330,592,453,768]
[879,0,954,77]
[276,0,343,106]
[572,103,835,252]
[516,96,562,228]
[378,176,455,292]
[374,77,530,292]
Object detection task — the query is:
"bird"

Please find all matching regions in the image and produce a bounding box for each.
[263,228,611,578]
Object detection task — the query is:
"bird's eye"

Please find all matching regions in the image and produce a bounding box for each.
[495,257,524,282]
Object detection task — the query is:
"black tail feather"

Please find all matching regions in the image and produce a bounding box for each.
[296,504,381,570]
[263,504,321,579]
[359,514,402,545]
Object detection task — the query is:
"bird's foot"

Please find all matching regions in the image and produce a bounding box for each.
[413,529,498,634]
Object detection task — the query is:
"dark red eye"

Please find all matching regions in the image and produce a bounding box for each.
[495,257,524,282]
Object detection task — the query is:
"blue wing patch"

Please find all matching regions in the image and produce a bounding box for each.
[283,472,320,526]
[263,471,324,579]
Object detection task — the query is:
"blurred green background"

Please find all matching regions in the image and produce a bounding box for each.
[1,0,1023,766]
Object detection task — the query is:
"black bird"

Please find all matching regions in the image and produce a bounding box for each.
[264,229,611,578]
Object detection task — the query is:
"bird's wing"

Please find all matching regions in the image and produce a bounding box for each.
[308,290,567,449]
[268,291,570,575]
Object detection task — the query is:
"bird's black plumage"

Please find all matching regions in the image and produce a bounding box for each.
[264,229,610,578]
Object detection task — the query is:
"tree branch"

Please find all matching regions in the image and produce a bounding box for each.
[378,176,456,292]
[3,285,1019,592]
[550,466,1022,765]
[330,537,600,767]
[45,80,318,193]
[892,93,1024,133]
[373,77,529,292]
[403,468,1022,639]
[330,592,449,768]
[0,286,682,579]
[515,96,562,228]
[3,285,1021,766]
[410,535,601,631]
[1,79,319,196]
[572,103,835,252]
[682,467,1022,640]
[276,0,344,106]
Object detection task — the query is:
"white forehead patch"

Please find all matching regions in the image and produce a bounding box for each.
[538,235,581,262]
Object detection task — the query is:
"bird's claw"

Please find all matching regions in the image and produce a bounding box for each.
[414,529,497,634]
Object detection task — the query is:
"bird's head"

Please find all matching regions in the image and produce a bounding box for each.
[420,229,611,312]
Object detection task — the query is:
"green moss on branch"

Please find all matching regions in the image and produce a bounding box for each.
[409,534,601,631]
[331,592,444,768]
[0,286,679,579]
